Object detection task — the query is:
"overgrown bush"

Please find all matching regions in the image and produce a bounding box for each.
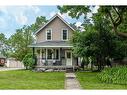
[97,66,127,85]
[22,53,36,70]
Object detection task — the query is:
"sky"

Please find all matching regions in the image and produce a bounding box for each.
[0,6,98,38]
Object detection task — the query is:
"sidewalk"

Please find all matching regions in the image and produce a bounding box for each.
[0,67,24,71]
[65,72,81,89]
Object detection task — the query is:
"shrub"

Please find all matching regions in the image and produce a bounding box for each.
[22,53,36,70]
[97,66,127,85]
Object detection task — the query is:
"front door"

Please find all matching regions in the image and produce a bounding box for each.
[65,51,72,66]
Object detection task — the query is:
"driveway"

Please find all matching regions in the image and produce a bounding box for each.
[0,67,24,71]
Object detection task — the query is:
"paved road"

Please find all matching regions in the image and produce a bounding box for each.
[65,72,81,90]
[0,67,24,71]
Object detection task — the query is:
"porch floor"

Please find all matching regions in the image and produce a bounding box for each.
[35,66,79,71]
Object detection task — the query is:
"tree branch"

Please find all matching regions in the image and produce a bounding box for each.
[107,10,115,26]
[113,6,123,27]
[117,32,127,38]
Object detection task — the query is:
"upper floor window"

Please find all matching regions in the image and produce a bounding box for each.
[62,29,68,41]
[46,29,52,40]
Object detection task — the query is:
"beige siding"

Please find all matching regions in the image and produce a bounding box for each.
[36,17,73,43]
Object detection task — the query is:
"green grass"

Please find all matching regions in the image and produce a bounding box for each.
[76,72,127,89]
[0,70,65,89]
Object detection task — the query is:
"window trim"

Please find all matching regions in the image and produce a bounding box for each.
[61,28,68,41]
[46,28,52,41]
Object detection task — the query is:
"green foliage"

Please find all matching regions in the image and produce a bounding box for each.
[8,26,33,61]
[114,40,127,59]
[30,16,48,33]
[57,6,91,19]
[98,6,127,37]
[0,33,9,57]
[23,53,36,70]
[98,67,127,85]
[8,16,47,61]
[76,72,127,89]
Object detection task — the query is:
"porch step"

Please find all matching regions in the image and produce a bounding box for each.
[66,68,74,73]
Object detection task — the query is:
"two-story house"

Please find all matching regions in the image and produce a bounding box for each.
[29,14,79,70]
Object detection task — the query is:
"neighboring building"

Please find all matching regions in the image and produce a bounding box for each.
[29,14,79,70]
[0,42,6,66]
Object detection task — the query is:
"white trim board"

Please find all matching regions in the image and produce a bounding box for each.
[28,45,73,48]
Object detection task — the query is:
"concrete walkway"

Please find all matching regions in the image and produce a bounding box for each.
[65,72,81,90]
[0,67,24,71]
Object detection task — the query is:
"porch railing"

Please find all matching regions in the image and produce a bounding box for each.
[36,58,63,66]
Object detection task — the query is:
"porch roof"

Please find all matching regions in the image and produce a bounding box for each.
[28,41,73,48]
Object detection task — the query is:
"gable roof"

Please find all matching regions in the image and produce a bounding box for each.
[34,14,75,35]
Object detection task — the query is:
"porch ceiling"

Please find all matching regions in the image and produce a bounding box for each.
[28,41,73,48]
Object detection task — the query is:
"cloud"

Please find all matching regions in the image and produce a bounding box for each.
[49,11,56,17]
[15,12,28,25]
[0,6,8,14]
[49,11,72,20]
[28,6,41,14]
[75,22,82,27]
[0,17,7,29]
[58,12,72,19]
[92,6,99,13]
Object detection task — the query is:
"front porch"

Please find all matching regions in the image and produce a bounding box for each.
[33,47,78,67]
[28,41,80,71]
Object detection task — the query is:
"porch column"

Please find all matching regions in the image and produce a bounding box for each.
[40,48,42,66]
[32,47,36,64]
[60,48,62,65]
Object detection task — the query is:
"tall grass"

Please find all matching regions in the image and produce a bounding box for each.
[97,66,127,85]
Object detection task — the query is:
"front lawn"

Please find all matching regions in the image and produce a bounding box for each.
[76,72,127,89]
[0,70,65,89]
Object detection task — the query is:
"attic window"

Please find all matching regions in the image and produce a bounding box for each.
[62,29,68,40]
[46,29,52,40]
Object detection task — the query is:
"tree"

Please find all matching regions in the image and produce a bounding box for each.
[70,14,124,71]
[58,6,127,38]
[8,26,33,61]
[0,33,9,57]
[98,6,127,38]
[30,16,48,33]
[0,33,7,43]
[58,6,91,19]
[8,16,48,61]
[58,6,127,71]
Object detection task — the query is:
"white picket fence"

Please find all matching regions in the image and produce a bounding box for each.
[5,58,25,68]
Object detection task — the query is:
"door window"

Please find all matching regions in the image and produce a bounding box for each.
[66,52,71,58]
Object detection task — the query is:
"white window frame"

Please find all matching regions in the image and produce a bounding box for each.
[61,28,68,41]
[46,48,60,61]
[46,28,52,41]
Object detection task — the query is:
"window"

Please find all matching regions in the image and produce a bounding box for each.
[47,49,53,59]
[46,49,60,60]
[62,29,68,40]
[67,52,71,58]
[46,29,52,40]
